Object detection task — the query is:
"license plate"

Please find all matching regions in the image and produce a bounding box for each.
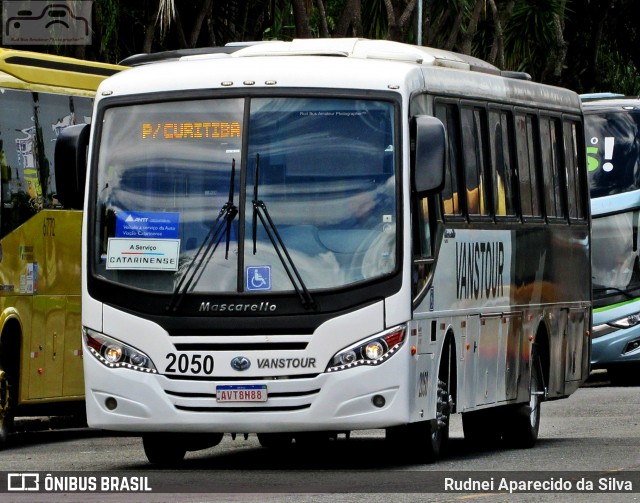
[216,384,268,402]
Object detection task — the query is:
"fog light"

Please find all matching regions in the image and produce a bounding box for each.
[372,394,386,408]
[105,397,118,410]
[623,340,640,354]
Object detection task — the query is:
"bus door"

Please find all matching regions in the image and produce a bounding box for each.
[30,295,66,398]
[565,307,587,383]
[411,319,438,423]
[44,210,83,397]
[459,314,479,411]
[477,314,501,405]
[504,312,522,401]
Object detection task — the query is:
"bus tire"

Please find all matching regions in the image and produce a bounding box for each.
[0,366,13,451]
[424,378,452,462]
[387,376,453,463]
[504,351,542,448]
[257,432,293,448]
[142,434,187,466]
[0,369,9,450]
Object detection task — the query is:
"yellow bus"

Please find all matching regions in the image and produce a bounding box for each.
[0,49,123,448]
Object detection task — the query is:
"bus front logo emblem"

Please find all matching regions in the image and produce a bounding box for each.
[231,356,251,371]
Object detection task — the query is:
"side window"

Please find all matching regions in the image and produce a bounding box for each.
[35,93,88,208]
[434,102,463,218]
[540,116,566,219]
[0,89,39,238]
[515,113,542,218]
[412,195,433,299]
[488,109,516,217]
[461,106,491,217]
[564,119,585,220]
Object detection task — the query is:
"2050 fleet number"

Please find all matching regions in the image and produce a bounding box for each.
[164,353,214,375]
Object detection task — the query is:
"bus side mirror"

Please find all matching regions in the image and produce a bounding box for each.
[413,116,446,196]
[55,123,90,210]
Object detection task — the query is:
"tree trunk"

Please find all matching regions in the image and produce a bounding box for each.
[174,8,188,48]
[541,0,568,84]
[398,0,417,40]
[292,0,313,38]
[188,0,214,48]
[316,0,330,38]
[335,0,361,38]
[444,7,465,51]
[487,0,514,68]
[460,0,484,55]
[585,2,608,91]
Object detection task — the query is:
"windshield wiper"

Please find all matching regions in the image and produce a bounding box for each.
[251,154,317,310]
[593,284,636,300]
[167,159,238,312]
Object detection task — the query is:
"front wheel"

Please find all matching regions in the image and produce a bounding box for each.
[142,434,187,466]
[142,432,223,465]
[385,378,452,464]
[425,378,452,461]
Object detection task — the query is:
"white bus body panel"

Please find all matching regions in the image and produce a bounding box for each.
[83,302,422,432]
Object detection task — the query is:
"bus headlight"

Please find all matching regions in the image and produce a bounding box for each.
[83,328,157,373]
[327,325,406,372]
[609,312,640,329]
[104,344,124,363]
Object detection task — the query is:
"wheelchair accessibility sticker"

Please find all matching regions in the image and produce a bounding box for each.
[246,266,271,291]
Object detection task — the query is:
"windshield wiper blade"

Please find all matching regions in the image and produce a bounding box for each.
[251,154,317,310]
[167,159,238,312]
[593,284,636,299]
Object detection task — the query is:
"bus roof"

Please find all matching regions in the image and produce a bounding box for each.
[0,48,124,94]
[98,39,579,113]
[581,95,640,112]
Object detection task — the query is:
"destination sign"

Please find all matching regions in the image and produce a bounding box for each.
[141,121,241,140]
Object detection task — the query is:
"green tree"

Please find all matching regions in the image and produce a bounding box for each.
[3,0,640,93]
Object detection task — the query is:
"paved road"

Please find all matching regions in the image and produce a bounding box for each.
[0,371,639,503]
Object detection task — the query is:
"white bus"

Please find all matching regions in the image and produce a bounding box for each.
[56,39,591,465]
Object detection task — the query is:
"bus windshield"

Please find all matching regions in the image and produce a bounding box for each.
[591,211,640,299]
[586,109,640,302]
[586,110,640,198]
[94,96,397,294]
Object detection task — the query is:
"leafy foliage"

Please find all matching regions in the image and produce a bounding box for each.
[3,0,640,94]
